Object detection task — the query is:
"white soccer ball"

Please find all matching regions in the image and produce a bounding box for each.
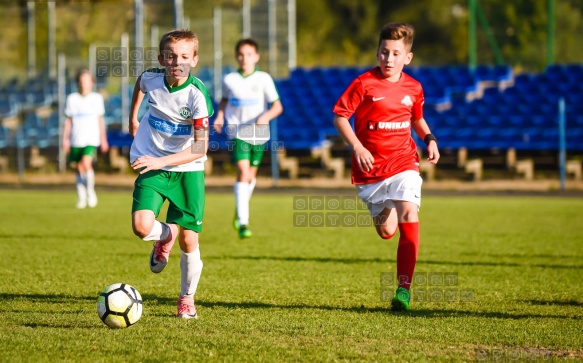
[97,283,143,329]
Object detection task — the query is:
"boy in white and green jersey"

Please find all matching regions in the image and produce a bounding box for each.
[62,69,109,209]
[213,38,283,239]
[129,29,213,319]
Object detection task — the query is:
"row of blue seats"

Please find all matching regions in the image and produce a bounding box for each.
[3,64,583,152]
[2,125,579,152]
[0,125,59,149]
[288,64,513,86]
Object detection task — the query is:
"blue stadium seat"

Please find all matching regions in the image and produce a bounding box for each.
[27,90,53,107]
[23,113,43,141]
[492,103,513,117]
[500,87,523,105]
[530,115,549,126]
[474,65,495,82]
[508,115,527,126]
[447,66,479,94]
[424,86,451,106]
[493,65,513,83]
[473,65,513,84]
[107,130,133,148]
[565,64,583,83]
[466,99,490,116]
[545,65,570,84]
[47,111,60,129]
[566,128,583,150]
[279,128,316,150]
[486,115,504,126]
[35,126,58,148]
[0,98,18,118]
[0,126,11,148]
[15,126,29,149]
[471,127,498,149]
[434,127,455,146]
[530,128,558,150]
[439,116,460,127]
[481,87,501,104]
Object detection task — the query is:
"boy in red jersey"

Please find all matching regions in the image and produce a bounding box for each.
[333,22,440,311]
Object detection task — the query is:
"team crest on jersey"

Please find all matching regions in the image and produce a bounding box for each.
[401,95,413,106]
[179,106,192,119]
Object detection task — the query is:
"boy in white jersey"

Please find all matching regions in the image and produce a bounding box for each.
[62,69,109,209]
[129,29,213,319]
[213,38,283,239]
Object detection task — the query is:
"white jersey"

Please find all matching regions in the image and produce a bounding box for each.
[64,92,105,147]
[130,69,214,172]
[222,70,280,145]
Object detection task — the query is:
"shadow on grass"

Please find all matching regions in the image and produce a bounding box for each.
[2,292,578,321]
[208,255,583,270]
[0,293,96,303]
[210,255,395,265]
[21,322,96,329]
[461,252,583,259]
[142,295,579,320]
[523,299,583,307]
[0,293,104,329]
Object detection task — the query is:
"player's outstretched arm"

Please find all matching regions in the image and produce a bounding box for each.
[98,116,109,153]
[334,114,374,172]
[412,117,440,164]
[213,98,228,134]
[256,99,283,125]
[62,117,72,153]
[129,76,145,137]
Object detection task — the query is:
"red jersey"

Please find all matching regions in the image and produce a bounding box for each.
[333,67,424,185]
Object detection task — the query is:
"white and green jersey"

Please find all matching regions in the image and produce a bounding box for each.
[222,69,279,145]
[130,69,214,172]
[64,92,105,147]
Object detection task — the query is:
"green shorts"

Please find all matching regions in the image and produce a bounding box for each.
[231,138,266,167]
[132,170,205,233]
[69,146,97,163]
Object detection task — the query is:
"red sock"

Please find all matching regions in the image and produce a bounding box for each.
[397,222,419,290]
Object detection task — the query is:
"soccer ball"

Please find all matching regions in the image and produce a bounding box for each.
[97,283,143,329]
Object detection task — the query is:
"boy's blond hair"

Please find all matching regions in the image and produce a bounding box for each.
[378,23,415,51]
[159,29,199,57]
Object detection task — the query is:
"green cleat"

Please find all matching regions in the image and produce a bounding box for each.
[239,225,252,239]
[391,287,411,311]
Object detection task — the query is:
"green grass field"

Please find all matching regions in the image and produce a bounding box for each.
[1,189,582,362]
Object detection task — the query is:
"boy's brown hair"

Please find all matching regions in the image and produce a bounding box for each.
[235,38,259,55]
[159,29,199,56]
[378,23,415,51]
[75,69,94,84]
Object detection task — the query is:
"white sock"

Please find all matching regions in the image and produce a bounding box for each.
[234,182,250,225]
[142,221,170,241]
[248,178,257,198]
[86,169,95,197]
[76,173,87,202]
[180,246,203,297]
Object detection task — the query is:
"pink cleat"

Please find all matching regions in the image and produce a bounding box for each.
[149,223,178,273]
[176,295,198,319]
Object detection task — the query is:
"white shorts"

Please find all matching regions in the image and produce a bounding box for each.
[356,170,423,217]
